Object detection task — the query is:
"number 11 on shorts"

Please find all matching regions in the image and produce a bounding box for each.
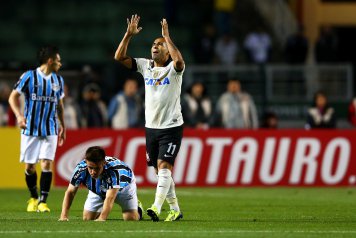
[167,142,176,155]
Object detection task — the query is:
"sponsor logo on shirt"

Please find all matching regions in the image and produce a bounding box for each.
[145,77,170,86]
[31,93,57,102]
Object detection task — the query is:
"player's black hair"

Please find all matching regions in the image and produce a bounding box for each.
[312,90,328,107]
[187,80,207,96]
[84,146,106,163]
[227,78,240,83]
[37,45,59,65]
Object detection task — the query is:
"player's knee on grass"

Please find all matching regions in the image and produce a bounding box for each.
[122,210,140,221]
[83,210,100,220]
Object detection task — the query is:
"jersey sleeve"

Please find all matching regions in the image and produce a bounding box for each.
[70,165,85,187]
[172,61,185,76]
[58,75,65,99]
[14,71,32,94]
[107,170,121,189]
[134,58,149,75]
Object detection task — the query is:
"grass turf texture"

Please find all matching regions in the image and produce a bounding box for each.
[0,188,356,238]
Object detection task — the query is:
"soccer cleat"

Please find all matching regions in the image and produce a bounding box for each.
[27,198,38,212]
[146,205,159,222]
[37,202,50,212]
[164,209,183,222]
[138,200,144,220]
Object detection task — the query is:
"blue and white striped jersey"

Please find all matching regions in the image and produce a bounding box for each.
[14,68,64,136]
[70,156,134,199]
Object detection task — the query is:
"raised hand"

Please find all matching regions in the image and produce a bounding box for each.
[126,14,142,36]
[161,18,170,38]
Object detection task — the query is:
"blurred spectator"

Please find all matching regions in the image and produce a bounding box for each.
[182,81,212,129]
[261,111,278,129]
[193,23,217,64]
[213,0,236,36]
[63,84,81,129]
[215,32,239,65]
[0,82,11,126]
[285,25,309,64]
[78,65,105,102]
[305,91,336,129]
[348,97,356,127]
[108,78,142,129]
[244,27,271,64]
[315,26,339,63]
[80,83,107,128]
[212,79,258,128]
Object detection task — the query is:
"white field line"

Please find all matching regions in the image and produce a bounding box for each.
[1,230,356,234]
[138,189,238,198]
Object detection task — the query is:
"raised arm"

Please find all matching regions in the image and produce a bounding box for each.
[114,14,142,69]
[161,18,185,72]
[59,184,78,221]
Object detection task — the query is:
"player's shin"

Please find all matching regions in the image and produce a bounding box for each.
[153,168,171,213]
[25,170,38,199]
[165,177,180,212]
[39,170,52,203]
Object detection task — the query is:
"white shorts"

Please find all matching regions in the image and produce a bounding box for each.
[20,135,58,164]
[84,181,138,213]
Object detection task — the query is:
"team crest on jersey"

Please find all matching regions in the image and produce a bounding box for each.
[153,71,160,78]
[52,84,60,92]
[100,185,107,192]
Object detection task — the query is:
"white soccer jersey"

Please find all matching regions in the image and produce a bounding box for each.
[135,58,184,129]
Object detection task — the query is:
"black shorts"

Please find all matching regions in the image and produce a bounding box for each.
[145,125,183,168]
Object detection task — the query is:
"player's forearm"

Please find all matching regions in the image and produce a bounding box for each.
[57,102,66,130]
[164,36,184,69]
[98,196,116,220]
[114,33,132,61]
[8,91,22,118]
[60,190,75,218]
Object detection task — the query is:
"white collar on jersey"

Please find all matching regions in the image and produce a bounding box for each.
[37,67,52,80]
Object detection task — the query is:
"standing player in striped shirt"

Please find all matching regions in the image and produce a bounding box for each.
[8,45,66,212]
[59,146,142,221]
[114,15,184,222]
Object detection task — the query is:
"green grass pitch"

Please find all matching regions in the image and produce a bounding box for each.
[0,187,356,238]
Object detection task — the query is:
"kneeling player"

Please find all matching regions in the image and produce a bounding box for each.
[59,146,143,221]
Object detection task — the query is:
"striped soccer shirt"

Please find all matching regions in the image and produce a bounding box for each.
[70,156,134,199]
[14,67,64,136]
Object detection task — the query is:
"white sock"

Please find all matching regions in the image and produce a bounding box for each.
[166,177,180,212]
[153,169,171,214]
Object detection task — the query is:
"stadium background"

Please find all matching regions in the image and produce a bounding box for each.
[0,0,356,188]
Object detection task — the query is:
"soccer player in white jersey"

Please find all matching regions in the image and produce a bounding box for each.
[114,14,184,222]
[8,46,66,212]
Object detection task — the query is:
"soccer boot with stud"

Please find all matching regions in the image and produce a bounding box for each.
[27,198,38,212]
[37,202,50,212]
[146,205,159,222]
[164,209,183,222]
